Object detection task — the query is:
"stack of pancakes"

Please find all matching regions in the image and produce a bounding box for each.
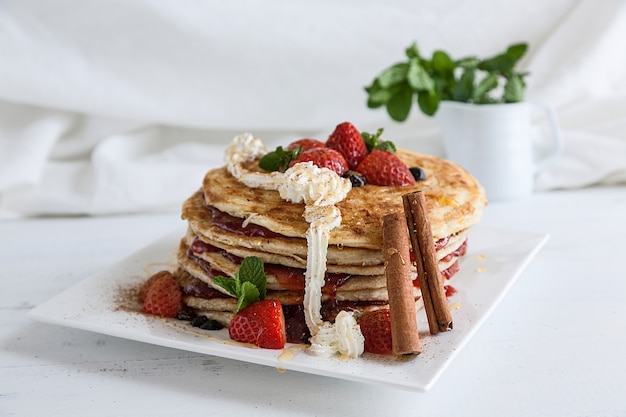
[175,148,487,343]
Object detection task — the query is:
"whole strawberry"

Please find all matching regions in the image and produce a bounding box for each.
[326,122,368,170]
[359,308,393,355]
[355,149,416,186]
[286,138,325,151]
[142,271,182,318]
[289,147,348,176]
[229,299,286,349]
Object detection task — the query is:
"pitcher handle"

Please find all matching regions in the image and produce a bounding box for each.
[532,103,563,173]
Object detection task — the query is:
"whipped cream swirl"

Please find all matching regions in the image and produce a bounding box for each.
[225,134,364,357]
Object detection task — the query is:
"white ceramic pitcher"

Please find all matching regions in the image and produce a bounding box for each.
[436,101,562,201]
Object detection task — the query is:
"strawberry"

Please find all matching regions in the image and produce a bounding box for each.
[229,299,286,349]
[325,122,368,170]
[359,309,393,355]
[355,149,416,186]
[286,138,325,151]
[289,147,348,176]
[141,271,182,318]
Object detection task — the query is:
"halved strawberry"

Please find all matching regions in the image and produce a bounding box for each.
[286,138,325,151]
[229,299,286,349]
[359,309,393,355]
[289,147,349,176]
[141,271,182,318]
[355,149,416,186]
[325,122,369,170]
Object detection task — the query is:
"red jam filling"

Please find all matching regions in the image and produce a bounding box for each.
[189,237,352,294]
[208,206,281,238]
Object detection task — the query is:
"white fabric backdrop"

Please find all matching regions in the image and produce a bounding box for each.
[1,0,625,216]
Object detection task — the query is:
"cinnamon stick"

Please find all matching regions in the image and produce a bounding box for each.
[382,212,422,356]
[402,191,453,334]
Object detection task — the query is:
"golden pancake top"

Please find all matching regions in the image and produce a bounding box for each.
[199,148,486,249]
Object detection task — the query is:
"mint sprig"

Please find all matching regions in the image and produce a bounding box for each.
[258,146,301,172]
[361,128,396,153]
[365,42,529,120]
[213,256,267,312]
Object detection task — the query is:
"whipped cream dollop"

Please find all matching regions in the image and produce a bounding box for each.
[309,311,365,359]
[225,134,364,357]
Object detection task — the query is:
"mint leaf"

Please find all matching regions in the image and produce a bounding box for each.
[237,281,260,312]
[386,84,414,122]
[451,68,475,102]
[377,63,409,88]
[213,256,267,312]
[407,59,434,92]
[417,90,439,116]
[365,41,529,118]
[238,256,266,300]
[213,275,239,297]
[478,43,528,74]
[431,50,455,76]
[503,73,526,102]
[259,146,300,172]
[473,73,499,102]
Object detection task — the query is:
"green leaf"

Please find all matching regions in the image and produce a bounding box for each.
[503,73,525,102]
[238,256,266,299]
[362,128,397,153]
[386,85,414,122]
[451,68,475,102]
[455,57,479,69]
[377,63,409,88]
[431,50,455,75]
[407,59,435,92]
[213,275,239,297]
[365,81,391,108]
[212,256,267,312]
[405,42,421,59]
[478,43,528,74]
[237,281,260,312]
[417,90,439,116]
[258,146,299,172]
[473,73,499,102]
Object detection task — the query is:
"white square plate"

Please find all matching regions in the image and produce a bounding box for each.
[28,224,548,392]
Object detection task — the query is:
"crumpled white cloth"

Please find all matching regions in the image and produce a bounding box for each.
[0,0,624,217]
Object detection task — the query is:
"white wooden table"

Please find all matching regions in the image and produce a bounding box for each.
[1,186,625,417]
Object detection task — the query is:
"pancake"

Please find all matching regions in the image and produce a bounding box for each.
[202,148,485,247]
[170,133,486,344]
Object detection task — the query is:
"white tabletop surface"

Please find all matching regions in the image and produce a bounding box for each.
[1,185,625,417]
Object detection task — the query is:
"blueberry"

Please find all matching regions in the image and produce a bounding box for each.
[409,167,426,181]
[343,170,366,187]
[191,315,224,330]
[176,310,196,321]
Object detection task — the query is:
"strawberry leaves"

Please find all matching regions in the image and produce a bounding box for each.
[213,256,267,312]
[361,128,396,153]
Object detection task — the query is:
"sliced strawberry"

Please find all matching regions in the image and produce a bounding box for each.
[229,299,286,349]
[289,147,348,176]
[355,149,416,186]
[325,122,369,170]
[359,308,393,355]
[142,271,182,318]
[286,138,325,152]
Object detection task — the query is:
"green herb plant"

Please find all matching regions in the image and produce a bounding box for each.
[365,42,529,121]
[213,256,267,312]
